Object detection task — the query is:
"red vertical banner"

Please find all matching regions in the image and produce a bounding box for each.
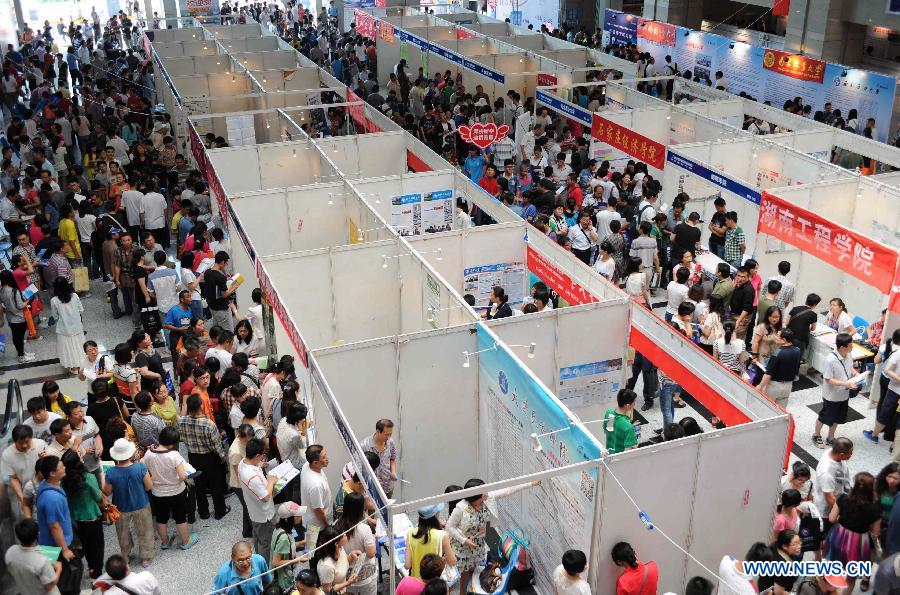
[591,114,666,170]
[526,246,598,306]
[256,261,308,368]
[346,89,367,132]
[889,264,900,315]
[772,0,790,17]
[758,191,899,294]
[188,122,208,178]
[378,21,395,44]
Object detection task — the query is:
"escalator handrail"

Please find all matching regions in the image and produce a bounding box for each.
[0,379,24,438]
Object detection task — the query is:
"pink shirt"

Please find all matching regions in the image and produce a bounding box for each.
[395,577,425,595]
[773,509,799,533]
[750,273,762,307]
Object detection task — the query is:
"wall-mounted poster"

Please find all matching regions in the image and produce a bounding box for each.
[421,189,454,233]
[463,262,525,310]
[391,193,421,236]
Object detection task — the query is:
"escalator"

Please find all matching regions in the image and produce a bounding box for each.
[0,379,26,590]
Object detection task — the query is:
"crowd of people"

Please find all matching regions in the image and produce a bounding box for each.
[2,1,900,593]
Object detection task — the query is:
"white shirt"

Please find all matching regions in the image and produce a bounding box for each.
[238,459,275,523]
[665,282,689,315]
[75,213,96,242]
[638,199,657,223]
[24,413,61,443]
[122,190,144,226]
[813,449,850,518]
[142,448,187,497]
[261,375,282,420]
[595,208,621,242]
[716,555,756,595]
[553,566,591,595]
[96,570,161,595]
[107,137,130,164]
[300,461,332,530]
[598,179,618,203]
[205,347,233,379]
[141,192,167,229]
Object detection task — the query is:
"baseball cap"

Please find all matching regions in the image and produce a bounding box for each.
[277,501,308,519]
[418,503,445,519]
[688,212,703,222]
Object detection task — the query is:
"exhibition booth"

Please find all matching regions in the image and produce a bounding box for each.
[149,20,795,595]
[602,9,898,143]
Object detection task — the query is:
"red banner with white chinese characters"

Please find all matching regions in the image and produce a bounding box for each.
[456,27,476,39]
[346,89,367,133]
[591,114,666,171]
[637,19,676,46]
[537,73,557,87]
[188,122,208,178]
[378,21,395,44]
[355,10,377,39]
[762,50,825,84]
[526,246,597,306]
[207,166,228,226]
[758,191,899,294]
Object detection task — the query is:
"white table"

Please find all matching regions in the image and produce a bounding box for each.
[375,513,414,580]
[694,248,734,281]
[808,325,874,373]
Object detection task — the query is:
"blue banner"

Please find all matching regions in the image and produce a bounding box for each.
[463,58,505,84]
[603,8,637,46]
[398,29,428,50]
[476,323,600,595]
[429,42,463,65]
[535,89,592,126]
[666,150,761,205]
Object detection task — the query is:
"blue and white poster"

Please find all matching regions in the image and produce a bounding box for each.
[603,9,637,46]
[390,193,421,236]
[476,324,601,595]
[490,0,559,29]
[558,359,623,409]
[421,189,454,233]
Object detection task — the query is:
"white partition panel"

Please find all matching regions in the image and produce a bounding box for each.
[317,134,408,178]
[210,146,261,193]
[333,244,405,343]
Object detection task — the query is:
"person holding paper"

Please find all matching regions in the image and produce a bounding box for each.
[238,437,279,565]
[202,251,238,334]
[814,334,859,449]
[4,518,63,595]
[1,425,47,521]
[758,329,803,410]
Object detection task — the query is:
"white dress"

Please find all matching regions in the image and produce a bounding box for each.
[50,295,84,368]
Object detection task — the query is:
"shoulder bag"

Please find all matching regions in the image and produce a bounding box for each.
[437,530,461,587]
[832,352,861,398]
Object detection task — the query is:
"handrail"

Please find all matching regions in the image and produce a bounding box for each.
[0,379,24,438]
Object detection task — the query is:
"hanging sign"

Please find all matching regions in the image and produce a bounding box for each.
[762,49,825,84]
[591,114,666,171]
[666,150,761,204]
[355,9,377,38]
[758,191,899,293]
[537,73,558,87]
[526,246,597,306]
[458,122,510,149]
[637,18,676,46]
[535,89,592,126]
[456,27,476,39]
[378,21,395,44]
[429,43,463,65]
[462,58,505,84]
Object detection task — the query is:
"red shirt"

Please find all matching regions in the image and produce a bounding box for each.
[479,176,500,197]
[12,268,28,291]
[568,185,584,209]
[615,561,659,595]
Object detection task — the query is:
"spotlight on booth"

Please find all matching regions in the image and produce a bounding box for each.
[382,256,389,269]
[426,303,467,323]
[531,417,611,453]
[461,342,499,368]
[328,193,334,205]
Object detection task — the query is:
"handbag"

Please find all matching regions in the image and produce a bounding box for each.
[833,353,861,398]
[56,555,84,595]
[499,529,529,571]
[478,562,503,593]
[798,510,823,552]
[437,530,461,587]
[102,501,121,525]
[72,265,90,293]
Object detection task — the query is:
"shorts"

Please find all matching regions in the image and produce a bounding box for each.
[818,399,849,426]
[151,488,188,525]
[876,389,900,427]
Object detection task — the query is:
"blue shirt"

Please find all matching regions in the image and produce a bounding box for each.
[164,304,193,328]
[66,52,79,72]
[522,204,537,222]
[105,462,150,512]
[178,217,195,245]
[213,555,270,594]
[331,59,343,80]
[463,155,486,185]
[36,482,73,547]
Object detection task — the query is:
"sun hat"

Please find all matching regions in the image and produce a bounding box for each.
[277,501,308,519]
[109,438,136,461]
[418,503,445,519]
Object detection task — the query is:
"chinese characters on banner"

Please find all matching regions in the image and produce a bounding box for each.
[354,10,377,38]
[207,167,228,226]
[256,260,309,367]
[758,191,899,294]
[188,122,208,178]
[637,18,676,46]
[526,246,598,306]
[378,21,395,44]
[456,27,476,39]
[458,122,510,149]
[762,49,825,84]
[537,73,558,87]
[346,89,367,132]
[591,114,666,171]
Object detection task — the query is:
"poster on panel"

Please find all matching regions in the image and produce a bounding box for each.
[489,0,559,29]
[557,359,623,409]
[391,193,422,236]
[603,9,638,46]
[476,324,601,595]
[179,0,220,16]
[421,189,454,233]
[463,263,526,310]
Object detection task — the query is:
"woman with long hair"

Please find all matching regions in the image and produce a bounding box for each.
[42,380,73,418]
[623,256,650,306]
[751,305,783,364]
[824,471,881,592]
[235,319,261,357]
[61,449,105,578]
[699,294,725,356]
[406,503,457,578]
[714,319,747,375]
[333,492,377,595]
[447,478,539,595]
[311,526,358,594]
[0,269,34,362]
[50,276,85,374]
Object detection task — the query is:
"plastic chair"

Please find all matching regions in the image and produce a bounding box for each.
[853,315,868,340]
[469,548,520,594]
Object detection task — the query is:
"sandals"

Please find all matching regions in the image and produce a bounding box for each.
[813,435,825,449]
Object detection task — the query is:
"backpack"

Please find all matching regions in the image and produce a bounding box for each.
[629,204,653,241]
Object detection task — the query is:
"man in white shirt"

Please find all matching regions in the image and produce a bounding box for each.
[95,553,161,594]
[812,439,853,523]
[519,123,543,165]
[595,196,622,242]
[638,181,661,224]
[23,397,61,443]
[300,445,333,533]
[598,176,619,204]
[140,180,168,247]
[1,425,47,521]
[714,70,728,91]
[206,331,234,379]
[553,550,591,595]
[551,154,572,182]
[767,261,796,311]
[122,181,145,240]
[106,133,131,165]
[814,335,858,446]
[238,438,279,564]
[5,518,62,595]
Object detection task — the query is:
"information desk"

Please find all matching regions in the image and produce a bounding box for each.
[808,325,875,373]
[375,513,414,581]
[694,248,734,281]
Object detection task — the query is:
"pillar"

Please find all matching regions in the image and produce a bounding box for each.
[783,0,861,62]
[594,0,623,30]
[642,0,703,28]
